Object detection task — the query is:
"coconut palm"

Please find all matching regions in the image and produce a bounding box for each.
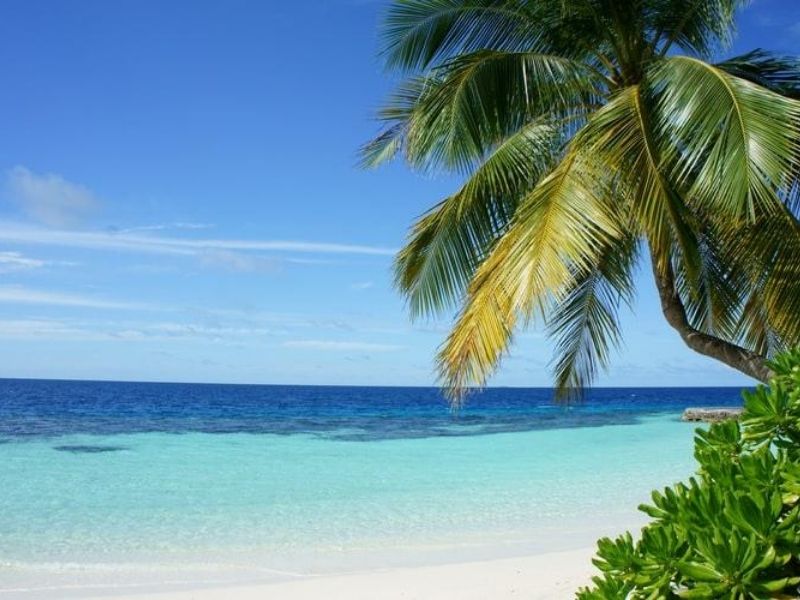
[363,0,800,401]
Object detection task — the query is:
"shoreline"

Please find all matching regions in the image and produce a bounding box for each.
[81,547,597,600]
[0,518,641,600]
[0,536,613,600]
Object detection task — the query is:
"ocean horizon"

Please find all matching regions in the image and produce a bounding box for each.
[0,375,753,388]
[0,380,743,597]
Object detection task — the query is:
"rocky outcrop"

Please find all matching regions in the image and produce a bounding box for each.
[682,407,743,423]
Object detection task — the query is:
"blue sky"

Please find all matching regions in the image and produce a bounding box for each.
[0,0,797,387]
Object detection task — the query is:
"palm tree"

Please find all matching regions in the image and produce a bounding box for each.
[363,0,800,401]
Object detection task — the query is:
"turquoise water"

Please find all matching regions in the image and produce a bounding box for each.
[0,382,738,596]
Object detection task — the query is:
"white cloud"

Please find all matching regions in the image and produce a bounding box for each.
[350,281,374,290]
[0,317,287,343]
[0,251,45,271]
[0,221,396,257]
[106,321,278,341]
[0,310,413,356]
[0,250,76,273]
[283,340,403,352]
[0,285,152,310]
[199,249,283,273]
[183,307,366,334]
[0,319,93,339]
[116,222,214,234]
[173,222,213,230]
[5,167,98,227]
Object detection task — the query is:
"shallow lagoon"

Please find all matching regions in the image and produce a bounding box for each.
[0,381,742,595]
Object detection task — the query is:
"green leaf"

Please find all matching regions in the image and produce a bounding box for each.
[677,562,723,582]
[651,56,800,222]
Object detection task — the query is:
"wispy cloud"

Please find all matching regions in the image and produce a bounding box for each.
[0,318,279,342]
[0,251,76,273]
[0,316,398,345]
[5,167,99,227]
[199,249,282,273]
[184,307,364,334]
[0,306,415,368]
[282,340,403,352]
[0,285,153,310]
[116,222,214,234]
[350,281,374,290]
[0,319,95,339]
[0,221,396,257]
[107,321,278,341]
[0,251,45,270]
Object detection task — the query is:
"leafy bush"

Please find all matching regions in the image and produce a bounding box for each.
[576,349,800,599]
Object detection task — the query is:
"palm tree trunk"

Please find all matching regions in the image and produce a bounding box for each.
[649,248,771,383]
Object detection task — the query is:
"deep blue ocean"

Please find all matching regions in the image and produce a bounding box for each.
[0,379,744,441]
[0,381,745,596]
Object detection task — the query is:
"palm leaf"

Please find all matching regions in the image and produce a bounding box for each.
[381,0,537,71]
[672,223,745,341]
[577,83,702,285]
[548,235,638,398]
[732,206,800,350]
[364,50,601,173]
[360,77,429,168]
[396,118,560,318]
[649,0,745,57]
[651,56,800,222]
[717,49,800,100]
[437,143,623,401]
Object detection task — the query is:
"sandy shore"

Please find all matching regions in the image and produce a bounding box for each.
[87,547,596,600]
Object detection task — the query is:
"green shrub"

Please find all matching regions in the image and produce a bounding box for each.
[576,349,800,599]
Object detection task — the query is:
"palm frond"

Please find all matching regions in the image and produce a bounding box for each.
[396,118,560,318]
[437,144,623,402]
[363,50,601,173]
[360,77,429,169]
[717,49,800,99]
[381,0,537,71]
[649,0,746,57]
[672,223,745,341]
[652,56,800,222]
[734,278,783,358]
[548,235,638,398]
[732,206,800,349]
[570,84,703,288]
[359,123,407,169]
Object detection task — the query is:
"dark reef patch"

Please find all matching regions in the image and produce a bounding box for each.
[53,444,127,454]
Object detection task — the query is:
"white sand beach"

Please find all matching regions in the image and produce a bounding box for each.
[89,548,595,600]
